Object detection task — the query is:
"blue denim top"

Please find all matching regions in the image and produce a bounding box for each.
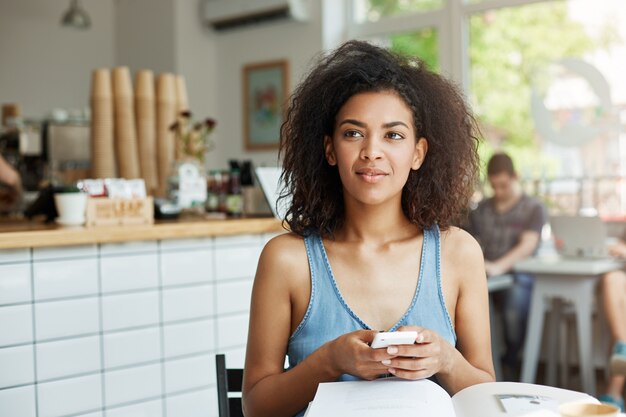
[288,225,456,417]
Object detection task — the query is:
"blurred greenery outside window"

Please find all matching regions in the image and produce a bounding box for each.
[349,0,626,218]
[353,0,444,23]
[365,28,440,73]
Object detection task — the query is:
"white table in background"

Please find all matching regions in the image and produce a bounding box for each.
[514,256,623,396]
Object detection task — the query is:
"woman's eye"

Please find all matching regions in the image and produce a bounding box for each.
[344,130,363,138]
[387,132,404,140]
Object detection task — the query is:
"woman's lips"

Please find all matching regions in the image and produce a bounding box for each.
[356,168,388,183]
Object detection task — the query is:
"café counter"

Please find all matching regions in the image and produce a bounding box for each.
[0,216,283,417]
[0,216,283,249]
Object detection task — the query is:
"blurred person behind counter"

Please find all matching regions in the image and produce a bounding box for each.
[0,152,22,214]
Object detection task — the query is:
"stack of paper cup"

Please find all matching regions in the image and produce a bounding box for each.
[90,69,116,178]
[134,70,158,195]
[175,75,189,114]
[174,75,189,160]
[112,66,140,179]
[156,73,177,197]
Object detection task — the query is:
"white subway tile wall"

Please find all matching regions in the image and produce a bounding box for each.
[164,354,214,394]
[101,291,160,331]
[216,279,254,315]
[0,345,35,388]
[100,253,159,293]
[217,314,250,350]
[105,399,163,417]
[162,285,214,322]
[0,248,30,264]
[0,385,36,417]
[36,336,100,381]
[0,233,276,417]
[163,319,216,358]
[104,363,162,407]
[0,263,31,304]
[161,249,214,287]
[103,327,161,369]
[0,304,33,346]
[35,298,99,340]
[33,258,99,300]
[166,388,218,417]
[37,374,102,417]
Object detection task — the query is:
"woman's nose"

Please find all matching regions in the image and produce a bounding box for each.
[360,137,383,160]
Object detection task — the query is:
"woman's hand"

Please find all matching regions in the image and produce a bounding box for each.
[379,326,455,380]
[327,330,395,380]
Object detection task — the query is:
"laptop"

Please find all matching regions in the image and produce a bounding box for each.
[254,166,290,219]
[550,215,610,259]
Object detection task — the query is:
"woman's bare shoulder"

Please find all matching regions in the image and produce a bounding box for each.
[439,226,485,271]
[258,232,310,278]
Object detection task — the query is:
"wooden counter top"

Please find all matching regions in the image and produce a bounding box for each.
[0,217,284,249]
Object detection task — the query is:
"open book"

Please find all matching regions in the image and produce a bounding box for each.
[304,378,597,417]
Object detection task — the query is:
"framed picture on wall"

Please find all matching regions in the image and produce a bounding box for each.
[243,59,289,151]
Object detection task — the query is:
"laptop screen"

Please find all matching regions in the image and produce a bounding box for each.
[550,215,608,258]
[254,166,290,219]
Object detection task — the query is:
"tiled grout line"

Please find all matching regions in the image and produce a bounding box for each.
[213,238,220,357]
[97,248,107,416]
[157,241,168,417]
[29,248,40,417]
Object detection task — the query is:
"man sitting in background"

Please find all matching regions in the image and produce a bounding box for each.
[465,152,546,379]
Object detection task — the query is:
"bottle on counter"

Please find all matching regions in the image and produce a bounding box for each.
[226,168,243,217]
[218,170,229,214]
[205,170,220,212]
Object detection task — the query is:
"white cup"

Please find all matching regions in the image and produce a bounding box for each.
[54,192,88,226]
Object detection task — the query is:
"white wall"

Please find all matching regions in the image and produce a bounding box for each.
[0,0,329,172]
[172,0,218,128]
[207,1,324,171]
[114,0,176,74]
[0,0,115,118]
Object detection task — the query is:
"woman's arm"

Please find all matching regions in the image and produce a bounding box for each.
[242,234,392,417]
[381,228,495,394]
[437,227,495,392]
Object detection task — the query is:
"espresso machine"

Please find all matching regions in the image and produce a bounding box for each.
[0,104,91,217]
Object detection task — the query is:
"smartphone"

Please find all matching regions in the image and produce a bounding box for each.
[370,331,418,349]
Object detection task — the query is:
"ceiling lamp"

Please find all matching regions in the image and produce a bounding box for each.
[61,0,91,30]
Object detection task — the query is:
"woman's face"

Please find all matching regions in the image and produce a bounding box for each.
[325,90,427,208]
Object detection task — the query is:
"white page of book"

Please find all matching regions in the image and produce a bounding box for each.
[305,378,456,417]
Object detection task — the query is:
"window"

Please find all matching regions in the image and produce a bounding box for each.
[468,0,626,216]
[352,0,444,23]
[347,0,626,217]
[365,28,439,71]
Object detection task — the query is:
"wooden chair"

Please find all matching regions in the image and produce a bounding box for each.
[216,354,244,417]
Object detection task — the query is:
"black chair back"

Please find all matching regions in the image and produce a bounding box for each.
[216,354,244,417]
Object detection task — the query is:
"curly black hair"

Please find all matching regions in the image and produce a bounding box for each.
[279,40,480,237]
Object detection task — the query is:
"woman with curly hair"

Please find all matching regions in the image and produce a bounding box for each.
[242,40,494,417]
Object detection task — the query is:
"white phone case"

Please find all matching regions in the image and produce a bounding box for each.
[370,331,418,349]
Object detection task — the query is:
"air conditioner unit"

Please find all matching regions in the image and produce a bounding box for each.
[204,0,309,31]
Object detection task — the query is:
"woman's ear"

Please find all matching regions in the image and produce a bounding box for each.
[412,137,428,170]
[324,135,337,166]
